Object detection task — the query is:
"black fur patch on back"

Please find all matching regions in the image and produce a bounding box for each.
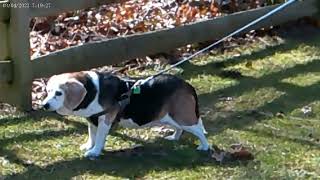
[96,72,136,106]
[73,74,97,111]
[97,72,122,107]
[122,74,197,126]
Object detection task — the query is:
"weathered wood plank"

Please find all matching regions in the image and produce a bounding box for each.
[32,0,318,78]
[0,22,9,61]
[0,61,12,83]
[30,0,125,17]
[0,0,32,110]
[0,1,10,22]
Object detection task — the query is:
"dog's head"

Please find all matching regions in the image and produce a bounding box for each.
[42,74,87,112]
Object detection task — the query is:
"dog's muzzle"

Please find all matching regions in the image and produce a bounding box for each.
[43,103,50,110]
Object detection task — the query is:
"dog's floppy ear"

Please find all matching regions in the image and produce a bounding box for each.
[60,80,87,110]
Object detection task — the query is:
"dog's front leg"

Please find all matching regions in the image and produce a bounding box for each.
[80,122,97,151]
[84,115,112,158]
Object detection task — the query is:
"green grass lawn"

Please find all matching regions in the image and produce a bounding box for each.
[1,26,320,179]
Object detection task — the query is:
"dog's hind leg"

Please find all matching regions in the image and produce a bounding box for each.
[159,114,183,141]
[181,120,210,151]
[165,89,209,150]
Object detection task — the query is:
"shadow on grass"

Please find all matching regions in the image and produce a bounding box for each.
[198,58,320,134]
[1,114,239,179]
[6,148,212,179]
[1,109,254,179]
[180,41,300,80]
[3,129,235,179]
[0,111,72,127]
[0,128,82,146]
[5,132,242,180]
[245,129,320,149]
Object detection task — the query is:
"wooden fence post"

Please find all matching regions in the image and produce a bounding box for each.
[0,0,32,110]
[0,1,14,104]
[9,0,33,110]
[0,20,9,61]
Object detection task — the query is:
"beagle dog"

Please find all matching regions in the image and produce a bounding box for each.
[42,71,209,157]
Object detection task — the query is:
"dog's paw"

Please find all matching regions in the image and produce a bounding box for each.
[80,142,94,151]
[196,144,210,151]
[84,149,101,158]
[164,134,179,141]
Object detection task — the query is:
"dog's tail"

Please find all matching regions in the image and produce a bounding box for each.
[188,83,208,134]
[189,84,200,119]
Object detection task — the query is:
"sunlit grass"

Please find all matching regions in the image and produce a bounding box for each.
[282,72,320,87]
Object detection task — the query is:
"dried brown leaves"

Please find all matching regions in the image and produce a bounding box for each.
[29,0,267,59]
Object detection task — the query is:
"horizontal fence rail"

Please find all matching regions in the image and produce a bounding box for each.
[32,0,318,78]
[29,0,125,18]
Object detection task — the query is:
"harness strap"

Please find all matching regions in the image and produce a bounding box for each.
[89,109,109,119]
[89,80,133,120]
[88,98,130,120]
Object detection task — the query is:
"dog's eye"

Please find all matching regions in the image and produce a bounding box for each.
[55,91,62,96]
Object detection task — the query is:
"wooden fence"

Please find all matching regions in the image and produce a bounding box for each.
[0,0,318,110]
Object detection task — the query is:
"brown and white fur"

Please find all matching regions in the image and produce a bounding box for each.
[42,71,209,158]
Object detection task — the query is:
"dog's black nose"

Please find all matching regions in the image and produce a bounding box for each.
[43,103,50,110]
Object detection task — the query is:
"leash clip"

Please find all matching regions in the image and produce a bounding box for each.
[131,76,153,94]
[132,86,141,94]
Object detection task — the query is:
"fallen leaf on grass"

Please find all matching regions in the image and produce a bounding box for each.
[211,144,254,163]
[229,144,254,161]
